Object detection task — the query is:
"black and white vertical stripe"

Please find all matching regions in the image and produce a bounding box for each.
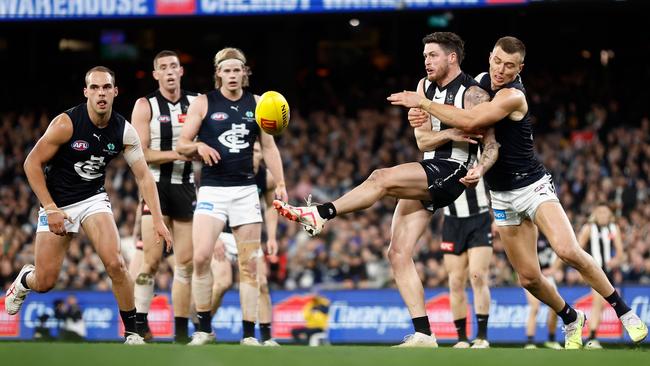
[148,90,197,184]
[422,79,473,166]
[589,223,616,269]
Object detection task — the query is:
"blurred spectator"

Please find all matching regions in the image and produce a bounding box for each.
[291,294,330,346]
[53,295,86,341]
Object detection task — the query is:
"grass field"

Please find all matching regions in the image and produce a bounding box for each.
[1,343,649,366]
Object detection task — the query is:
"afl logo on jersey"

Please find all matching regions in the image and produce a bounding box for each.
[211,112,229,121]
[158,115,171,123]
[71,140,89,151]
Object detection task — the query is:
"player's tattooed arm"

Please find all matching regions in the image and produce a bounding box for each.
[464,86,491,110]
[478,127,500,172]
[459,127,499,188]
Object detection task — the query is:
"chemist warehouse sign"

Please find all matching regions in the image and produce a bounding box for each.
[0,0,527,20]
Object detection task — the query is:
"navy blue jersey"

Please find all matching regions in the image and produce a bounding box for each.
[45,103,128,207]
[198,90,260,187]
[476,73,546,191]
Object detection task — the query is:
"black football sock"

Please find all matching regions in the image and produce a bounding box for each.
[260,323,272,341]
[548,332,555,342]
[605,290,632,318]
[243,320,256,339]
[557,303,578,325]
[316,203,337,220]
[121,309,138,335]
[476,314,489,340]
[135,312,149,336]
[411,316,431,336]
[527,335,534,343]
[589,330,597,340]
[197,311,212,333]
[175,317,189,342]
[20,270,32,289]
[454,318,468,342]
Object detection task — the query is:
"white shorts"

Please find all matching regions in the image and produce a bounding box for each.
[490,174,559,227]
[194,185,262,227]
[218,232,263,263]
[37,193,113,234]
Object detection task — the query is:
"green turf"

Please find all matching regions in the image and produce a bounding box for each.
[1,343,649,366]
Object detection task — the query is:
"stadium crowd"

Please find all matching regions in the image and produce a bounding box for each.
[1,71,650,294]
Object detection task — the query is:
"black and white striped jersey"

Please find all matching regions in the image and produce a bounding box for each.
[146,89,198,184]
[443,179,490,217]
[586,223,617,270]
[421,72,479,167]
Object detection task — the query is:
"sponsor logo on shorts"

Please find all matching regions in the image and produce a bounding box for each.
[39,215,48,226]
[493,209,506,221]
[197,202,214,211]
[211,112,229,121]
[440,242,455,252]
[71,140,89,151]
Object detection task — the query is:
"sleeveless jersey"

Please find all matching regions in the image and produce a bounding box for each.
[146,89,198,184]
[586,223,617,270]
[422,72,479,166]
[45,103,130,207]
[198,90,259,187]
[475,72,546,191]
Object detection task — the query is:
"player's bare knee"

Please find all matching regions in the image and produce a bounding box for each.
[520,274,542,291]
[104,259,127,282]
[554,245,582,266]
[469,271,487,288]
[387,244,409,264]
[448,274,466,293]
[193,252,212,273]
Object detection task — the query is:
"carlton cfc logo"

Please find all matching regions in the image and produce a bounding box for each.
[211,112,229,121]
[71,140,89,151]
[158,115,171,123]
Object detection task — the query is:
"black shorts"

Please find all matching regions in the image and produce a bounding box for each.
[441,211,493,255]
[419,159,467,212]
[142,181,196,220]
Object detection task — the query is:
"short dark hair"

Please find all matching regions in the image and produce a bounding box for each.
[494,36,526,61]
[84,66,115,86]
[422,32,465,64]
[153,50,179,69]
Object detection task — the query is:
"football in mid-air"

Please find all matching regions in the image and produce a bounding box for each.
[255,91,290,135]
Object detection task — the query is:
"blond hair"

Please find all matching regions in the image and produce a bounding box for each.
[213,47,250,88]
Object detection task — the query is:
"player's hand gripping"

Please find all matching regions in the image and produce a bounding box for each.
[446,128,483,145]
[45,205,74,236]
[196,142,221,166]
[275,182,288,203]
[154,219,174,252]
[407,108,429,128]
[460,164,485,188]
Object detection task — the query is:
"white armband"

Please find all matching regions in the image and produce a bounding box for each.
[123,122,145,166]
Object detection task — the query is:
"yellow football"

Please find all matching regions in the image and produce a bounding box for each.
[255,91,290,135]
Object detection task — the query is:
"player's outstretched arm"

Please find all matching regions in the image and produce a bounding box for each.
[259,131,287,202]
[263,170,279,256]
[123,123,173,249]
[132,97,187,165]
[389,87,525,131]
